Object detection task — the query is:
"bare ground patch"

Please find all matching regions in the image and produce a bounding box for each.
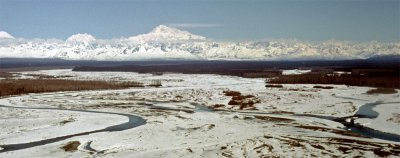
[61,141,81,152]
[387,113,400,124]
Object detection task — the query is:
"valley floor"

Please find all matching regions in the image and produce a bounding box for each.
[0,69,399,157]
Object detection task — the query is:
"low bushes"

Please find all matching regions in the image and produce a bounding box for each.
[224,90,259,110]
[232,95,255,101]
[313,85,334,89]
[268,74,400,88]
[223,90,241,96]
[228,100,241,105]
[211,104,225,109]
[61,141,81,152]
[265,84,283,88]
[366,88,397,94]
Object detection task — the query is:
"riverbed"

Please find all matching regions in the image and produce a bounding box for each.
[1,69,399,157]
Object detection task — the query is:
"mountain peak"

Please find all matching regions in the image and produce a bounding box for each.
[151,25,178,34]
[66,33,96,45]
[129,25,206,42]
[0,31,15,39]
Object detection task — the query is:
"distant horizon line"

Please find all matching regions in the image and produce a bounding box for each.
[1,34,399,44]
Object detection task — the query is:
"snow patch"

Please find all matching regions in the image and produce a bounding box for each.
[129,25,206,42]
[0,31,15,39]
[282,69,312,75]
[66,33,96,46]
[0,26,399,60]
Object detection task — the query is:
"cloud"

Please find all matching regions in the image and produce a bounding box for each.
[167,23,223,28]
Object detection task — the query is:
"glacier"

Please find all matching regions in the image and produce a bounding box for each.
[0,25,399,60]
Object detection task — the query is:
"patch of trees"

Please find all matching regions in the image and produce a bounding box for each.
[0,79,144,97]
[268,74,399,88]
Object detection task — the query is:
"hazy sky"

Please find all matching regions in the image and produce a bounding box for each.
[0,0,399,42]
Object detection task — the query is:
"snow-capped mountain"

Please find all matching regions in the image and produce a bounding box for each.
[66,33,96,46]
[0,26,399,60]
[128,25,206,42]
[0,31,15,39]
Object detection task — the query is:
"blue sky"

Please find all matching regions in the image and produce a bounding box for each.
[0,0,398,42]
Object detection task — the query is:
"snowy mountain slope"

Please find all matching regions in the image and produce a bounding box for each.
[66,33,96,46]
[0,31,15,39]
[128,25,206,42]
[0,26,399,60]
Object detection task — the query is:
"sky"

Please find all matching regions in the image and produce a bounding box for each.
[0,0,399,42]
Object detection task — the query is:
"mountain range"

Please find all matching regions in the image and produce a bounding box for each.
[0,25,399,61]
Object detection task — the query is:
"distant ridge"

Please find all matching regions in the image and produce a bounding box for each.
[367,55,400,61]
[0,26,399,61]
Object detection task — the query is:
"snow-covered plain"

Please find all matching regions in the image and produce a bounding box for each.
[282,69,312,75]
[1,69,399,157]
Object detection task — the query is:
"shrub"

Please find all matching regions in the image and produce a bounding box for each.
[243,95,255,98]
[366,88,397,94]
[228,100,241,105]
[232,95,255,100]
[265,84,283,88]
[223,90,241,96]
[211,104,225,108]
[61,141,80,152]
[232,95,245,101]
[240,101,255,110]
[313,85,334,89]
